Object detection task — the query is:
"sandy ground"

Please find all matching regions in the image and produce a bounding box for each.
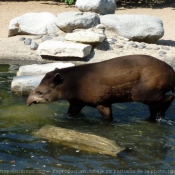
[0,1,175,44]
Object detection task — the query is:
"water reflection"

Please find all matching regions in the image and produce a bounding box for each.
[0,65,175,174]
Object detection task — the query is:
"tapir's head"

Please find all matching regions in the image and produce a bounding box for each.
[27,68,64,106]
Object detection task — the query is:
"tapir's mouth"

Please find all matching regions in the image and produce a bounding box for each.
[27,99,50,106]
[28,101,39,106]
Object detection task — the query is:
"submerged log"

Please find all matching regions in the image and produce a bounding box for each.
[34,125,124,157]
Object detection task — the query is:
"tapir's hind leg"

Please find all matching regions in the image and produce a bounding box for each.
[148,95,174,121]
[96,104,113,122]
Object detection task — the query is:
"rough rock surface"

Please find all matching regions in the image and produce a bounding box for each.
[38,40,92,58]
[8,12,59,37]
[65,30,105,43]
[34,125,124,156]
[100,14,164,43]
[17,62,75,76]
[56,12,100,32]
[11,75,44,94]
[75,0,117,15]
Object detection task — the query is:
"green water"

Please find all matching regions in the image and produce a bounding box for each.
[0,64,175,175]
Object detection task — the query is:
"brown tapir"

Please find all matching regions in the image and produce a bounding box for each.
[27,55,175,122]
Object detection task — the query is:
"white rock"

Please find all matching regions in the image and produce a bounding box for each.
[11,75,44,94]
[75,0,116,15]
[8,12,59,37]
[65,30,105,43]
[30,42,39,50]
[56,12,100,32]
[38,41,92,58]
[17,62,75,76]
[100,14,164,43]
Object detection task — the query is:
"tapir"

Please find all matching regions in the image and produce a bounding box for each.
[27,55,175,122]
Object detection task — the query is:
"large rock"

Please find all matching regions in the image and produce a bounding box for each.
[65,30,106,43]
[100,14,164,43]
[75,0,116,15]
[11,75,44,94]
[34,125,124,156]
[17,62,75,76]
[56,12,100,32]
[38,41,92,58]
[8,12,59,37]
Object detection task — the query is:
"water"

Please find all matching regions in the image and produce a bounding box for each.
[0,64,175,175]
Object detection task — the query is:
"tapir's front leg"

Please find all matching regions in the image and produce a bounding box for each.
[67,101,85,117]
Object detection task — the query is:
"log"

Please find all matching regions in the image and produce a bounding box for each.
[34,125,124,157]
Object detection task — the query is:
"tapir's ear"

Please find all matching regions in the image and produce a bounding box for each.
[53,73,63,86]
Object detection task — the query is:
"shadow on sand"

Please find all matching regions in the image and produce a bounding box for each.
[117,1,175,9]
[1,0,175,9]
[157,40,175,47]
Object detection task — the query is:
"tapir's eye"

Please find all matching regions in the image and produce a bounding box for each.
[36,91,43,95]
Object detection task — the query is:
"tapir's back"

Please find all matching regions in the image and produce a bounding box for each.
[62,55,173,86]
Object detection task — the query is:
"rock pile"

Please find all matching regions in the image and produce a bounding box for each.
[19,37,39,50]
[8,4,164,59]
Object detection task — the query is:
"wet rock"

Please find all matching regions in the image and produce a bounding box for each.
[11,75,44,94]
[17,62,75,76]
[24,38,32,45]
[11,62,75,94]
[34,125,124,156]
[9,65,20,71]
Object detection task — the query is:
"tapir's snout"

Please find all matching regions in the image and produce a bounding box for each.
[27,91,49,106]
[27,93,39,106]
